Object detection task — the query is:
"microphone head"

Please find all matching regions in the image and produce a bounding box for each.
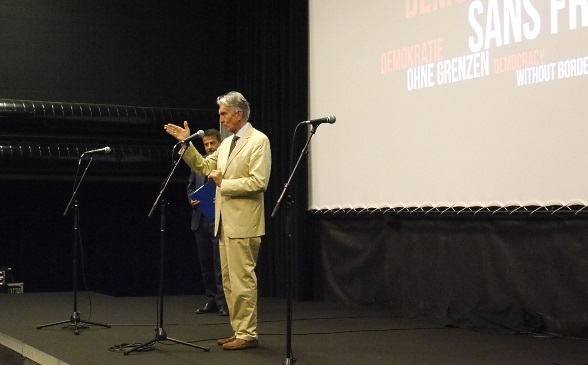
[104,146,112,154]
[178,130,206,145]
[327,115,336,124]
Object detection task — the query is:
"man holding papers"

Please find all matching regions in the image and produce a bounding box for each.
[187,128,228,316]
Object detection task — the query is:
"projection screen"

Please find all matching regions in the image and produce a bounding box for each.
[308,0,588,211]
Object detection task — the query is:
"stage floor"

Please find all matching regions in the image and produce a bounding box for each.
[1,292,588,365]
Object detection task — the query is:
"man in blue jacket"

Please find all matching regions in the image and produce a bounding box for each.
[187,128,228,316]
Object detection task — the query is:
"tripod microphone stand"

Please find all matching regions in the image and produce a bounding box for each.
[271,123,320,365]
[124,148,210,355]
[37,156,111,335]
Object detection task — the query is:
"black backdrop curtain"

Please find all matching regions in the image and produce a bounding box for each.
[311,214,588,337]
[0,0,311,299]
[220,0,311,299]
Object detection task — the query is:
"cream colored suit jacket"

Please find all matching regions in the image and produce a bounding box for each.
[182,126,271,238]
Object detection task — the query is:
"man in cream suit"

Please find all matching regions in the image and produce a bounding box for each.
[164,91,271,351]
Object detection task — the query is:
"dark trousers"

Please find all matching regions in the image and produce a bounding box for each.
[194,221,225,308]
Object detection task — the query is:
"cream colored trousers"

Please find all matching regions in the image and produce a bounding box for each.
[219,225,261,341]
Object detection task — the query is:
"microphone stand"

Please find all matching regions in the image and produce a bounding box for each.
[37,156,111,334]
[271,124,319,365]
[124,146,210,355]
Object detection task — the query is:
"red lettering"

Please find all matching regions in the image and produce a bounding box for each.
[405,0,466,19]
[406,0,418,19]
[380,38,445,74]
[420,0,432,15]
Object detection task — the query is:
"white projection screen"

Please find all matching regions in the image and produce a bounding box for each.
[308,0,588,211]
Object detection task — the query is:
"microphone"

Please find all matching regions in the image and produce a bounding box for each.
[302,115,336,125]
[81,146,111,156]
[180,130,205,144]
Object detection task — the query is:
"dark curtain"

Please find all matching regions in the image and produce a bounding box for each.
[0,0,310,299]
[221,0,311,299]
[311,214,588,337]
[0,1,228,295]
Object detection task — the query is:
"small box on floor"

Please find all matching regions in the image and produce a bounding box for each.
[7,282,24,294]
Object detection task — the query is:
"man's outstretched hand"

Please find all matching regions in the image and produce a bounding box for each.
[164,121,191,142]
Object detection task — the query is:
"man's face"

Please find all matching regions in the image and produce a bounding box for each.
[218,104,243,134]
[202,135,220,155]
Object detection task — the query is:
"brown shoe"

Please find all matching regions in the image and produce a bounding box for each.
[222,338,259,350]
[217,336,236,346]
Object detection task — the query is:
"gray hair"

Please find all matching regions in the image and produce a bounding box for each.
[217,91,250,121]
